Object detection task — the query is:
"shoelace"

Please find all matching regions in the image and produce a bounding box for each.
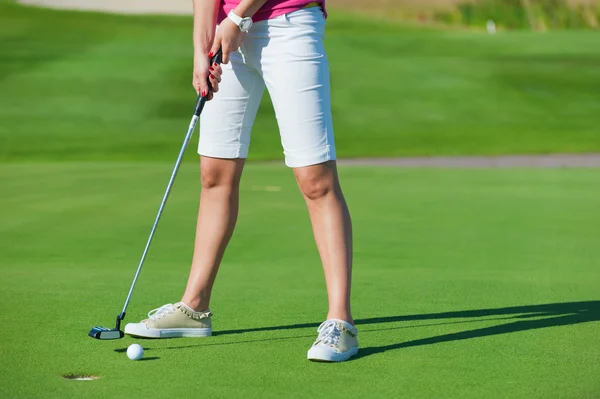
[147,304,174,320]
[316,320,341,347]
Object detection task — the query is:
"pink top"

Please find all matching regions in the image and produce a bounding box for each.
[218,0,327,23]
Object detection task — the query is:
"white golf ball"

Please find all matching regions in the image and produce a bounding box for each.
[126,344,144,361]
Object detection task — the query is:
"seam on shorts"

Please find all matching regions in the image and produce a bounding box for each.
[325,103,331,160]
[235,71,260,158]
[324,67,332,162]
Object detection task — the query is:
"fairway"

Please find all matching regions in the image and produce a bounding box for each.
[1,163,599,398]
[1,1,600,162]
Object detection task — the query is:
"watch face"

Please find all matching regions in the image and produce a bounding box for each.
[240,18,252,32]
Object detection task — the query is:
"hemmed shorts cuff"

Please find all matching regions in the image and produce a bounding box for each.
[198,144,249,159]
[285,146,336,168]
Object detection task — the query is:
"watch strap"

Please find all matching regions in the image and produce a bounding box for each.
[228,10,244,27]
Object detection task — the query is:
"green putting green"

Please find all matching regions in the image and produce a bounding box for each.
[1,163,599,398]
[1,1,599,397]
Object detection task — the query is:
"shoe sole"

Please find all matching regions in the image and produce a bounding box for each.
[307,346,358,362]
[124,324,212,338]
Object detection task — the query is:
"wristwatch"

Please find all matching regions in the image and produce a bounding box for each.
[228,10,253,33]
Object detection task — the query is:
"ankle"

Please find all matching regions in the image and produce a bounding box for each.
[181,297,210,312]
[326,311,354,326]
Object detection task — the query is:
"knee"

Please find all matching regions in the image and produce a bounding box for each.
[200,169,223,190]
[297,175,334,201]
[200,160,241,190]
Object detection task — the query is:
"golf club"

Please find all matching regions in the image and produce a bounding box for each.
[89,49,223,340]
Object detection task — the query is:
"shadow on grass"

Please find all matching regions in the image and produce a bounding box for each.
[210,301,600,359]
[150,301,599,358]
[162,334,315,350]
[354,301,600,359]
[114,347,153,353]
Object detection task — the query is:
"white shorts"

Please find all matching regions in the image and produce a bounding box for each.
[199,7,336,168]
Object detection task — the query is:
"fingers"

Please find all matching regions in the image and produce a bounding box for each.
[193,78,210,97]
[221,41,231,64]
[192,54,210,96]
[211,63,223,80]
[209,35,222,63]
[206,62,222,100]
[222,40,242,64]
[223,34,245,65]
[192,77,200,95]
[192,76,204,96]
[203,31,226,100]
[208,74,219,94]
[194,74,217,100]
[209,63,222,83]
[197,76,210,98]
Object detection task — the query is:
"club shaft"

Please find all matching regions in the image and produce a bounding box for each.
[120,102,204,316]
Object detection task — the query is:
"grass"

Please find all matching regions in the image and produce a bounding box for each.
[1,1,600,162]
[1,2,599,397]
[1,162,600,398]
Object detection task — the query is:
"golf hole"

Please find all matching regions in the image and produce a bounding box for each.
[63,374,100,381]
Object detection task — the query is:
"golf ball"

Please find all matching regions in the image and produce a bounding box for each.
[126,344,144,361]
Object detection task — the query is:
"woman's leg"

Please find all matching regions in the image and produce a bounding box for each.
[252,8,354,326]
[181,46,265,311]
[124,156,246,338]
[294,161,354,324]
[124,22,265,339]
[181,156,245,311]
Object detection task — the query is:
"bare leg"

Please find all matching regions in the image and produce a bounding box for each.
[293,161,354,324]
[181,156,245,311]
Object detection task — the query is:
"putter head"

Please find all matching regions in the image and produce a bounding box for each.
[88,326,124,340]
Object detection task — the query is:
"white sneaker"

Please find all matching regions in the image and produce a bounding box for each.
[124,302,212,338]
[307,319,359,362]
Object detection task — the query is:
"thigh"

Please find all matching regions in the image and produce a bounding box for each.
[199,50,266,160]
[256,8,335,168]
